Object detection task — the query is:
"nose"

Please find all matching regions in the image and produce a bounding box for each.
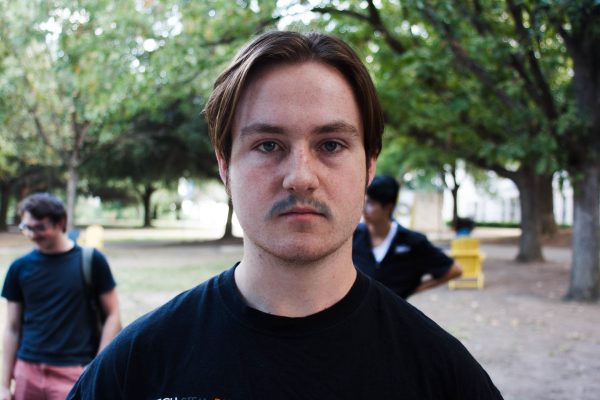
[282,147,319,195]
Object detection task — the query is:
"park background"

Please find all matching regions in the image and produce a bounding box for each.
[0,1,599,399]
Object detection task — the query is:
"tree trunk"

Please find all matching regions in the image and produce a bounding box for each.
[565,165,599,301]
[0,181,12,231]
[514,168,545,262]
[222,197,234,239]
[451,185,459,228]
[560,187,568,225]
[559,14,600,301]
[66,163,78,232]
[141,185,155,228]
[538,173,558,235]
[14,184,29,225]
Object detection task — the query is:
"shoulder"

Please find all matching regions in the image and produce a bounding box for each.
[364,279,467,352]
[353,223,369,240]
[85,247,108,263]
[11,249,39,264]
[101,273,221,351]
[394,223,428,243]
[86,247,114,282]
[5,250,38,273]
[363,281,501,395]
[2,251,39,299]
[77,276,225,378]
[354,222,368,234]
[137,277,221,328]
[72,276,223,395]
[352,224,373,258]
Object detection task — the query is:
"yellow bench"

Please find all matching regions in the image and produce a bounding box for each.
[448,237,485,290]
[79,224,105,249]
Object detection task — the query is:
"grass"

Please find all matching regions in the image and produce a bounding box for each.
[98,244,241,324]
[0,230,242,327]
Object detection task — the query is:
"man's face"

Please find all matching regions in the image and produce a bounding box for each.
[363,196,392,225]
[20,211,64,252]
[219,61,375,263]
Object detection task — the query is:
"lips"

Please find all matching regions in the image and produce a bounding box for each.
[279,208,325,221]
[280,207,323,216]
[278,204,330,223]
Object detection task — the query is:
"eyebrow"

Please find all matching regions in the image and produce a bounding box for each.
[313,121,360,136]
[240,120,360,137]
[240,123,285,136]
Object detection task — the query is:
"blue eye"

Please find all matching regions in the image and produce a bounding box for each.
[257,141,279,153]
[321,141,341,153]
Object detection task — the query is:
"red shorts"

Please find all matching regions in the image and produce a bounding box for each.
[13,359,84,400]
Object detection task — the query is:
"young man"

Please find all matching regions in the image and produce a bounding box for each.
[1,193,121,400]
[68,31,503,399]
[353,175,463,299]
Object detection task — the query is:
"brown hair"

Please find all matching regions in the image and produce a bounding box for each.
[18,193,68,232]
[203,31,384,165]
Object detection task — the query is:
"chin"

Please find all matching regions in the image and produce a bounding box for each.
[259,238,344,265]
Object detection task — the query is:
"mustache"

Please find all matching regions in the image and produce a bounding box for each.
[267,195,332,219]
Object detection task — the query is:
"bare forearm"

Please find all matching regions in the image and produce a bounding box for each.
[414,278,445,294]
[97,288,122,354]
[97,313,122,354]
[414,264,463,295]
[2,329,19,391]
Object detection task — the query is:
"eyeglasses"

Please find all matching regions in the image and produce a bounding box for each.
[18,222,51,234]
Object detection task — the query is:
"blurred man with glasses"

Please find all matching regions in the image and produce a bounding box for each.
[1,193,121,400]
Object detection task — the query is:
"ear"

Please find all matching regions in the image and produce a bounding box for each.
[366,155,377,186]
[57,217,67,233]
[216,152,229,188]
[384,202,396,217]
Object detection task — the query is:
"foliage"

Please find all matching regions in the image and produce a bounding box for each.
[81,95,217,218]
[0,0,279,228]
[308,0,570,177]
[303,0,599,297]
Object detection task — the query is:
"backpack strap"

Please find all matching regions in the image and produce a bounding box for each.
[82,246,94,287]
[81,246,104,350]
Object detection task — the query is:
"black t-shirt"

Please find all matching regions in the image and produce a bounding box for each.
[353,222,454,298]
[2,245,116,365]
[68,266,502,399]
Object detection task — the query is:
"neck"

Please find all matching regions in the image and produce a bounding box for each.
[234,239,357,318]
[37,234,74,254]
[368,218,392,241]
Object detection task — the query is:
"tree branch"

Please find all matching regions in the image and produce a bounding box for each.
[312,2,407,54]
[25,102,65,160]
[143,15,279,106]
[2,34,69,162]
[365,0,407,54]
[71,110,90,162]
[407,126,516,180]
[506,0,558,121]
[454,0,535,95]
[452,0,491,35]
[455,0,547,111]
[420,3,517,111]
[43,39,71,130]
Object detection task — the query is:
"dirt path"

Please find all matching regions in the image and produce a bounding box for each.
[410,243,599,400]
